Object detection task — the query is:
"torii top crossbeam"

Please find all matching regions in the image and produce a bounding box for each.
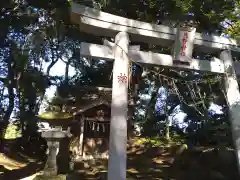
[71,2,240,76]
[71,3,240,54]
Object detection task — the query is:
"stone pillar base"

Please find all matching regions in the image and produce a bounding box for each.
[41,130,70,177]
[43,167,58,176]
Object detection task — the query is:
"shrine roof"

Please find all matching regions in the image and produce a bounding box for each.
[61,86,134,115]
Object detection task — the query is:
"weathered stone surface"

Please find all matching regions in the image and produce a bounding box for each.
[44,141,59,176]
[42,131,68,139]
[57,138,71,174]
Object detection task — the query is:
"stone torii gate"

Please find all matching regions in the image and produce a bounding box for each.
[71,3,240,180]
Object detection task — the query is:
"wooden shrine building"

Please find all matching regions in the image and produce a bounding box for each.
[61,86,134,159]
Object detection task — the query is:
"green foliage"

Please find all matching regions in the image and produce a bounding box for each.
[134,135,184,147]
[39,111,72,120]
[224,21,240,42]
[91,0,235,33]
[135,137,164,147]
[4,122,22,139]
[223,1,240,40]
[0,0,238,150]
[0,0,78,136]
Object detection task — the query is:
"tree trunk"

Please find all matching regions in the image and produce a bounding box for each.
[164,112,170,140]
[0,121,9,152]
[0,51,15,152]
[164,91,170,140]
[165,121,170,140]
[3,52,15,123]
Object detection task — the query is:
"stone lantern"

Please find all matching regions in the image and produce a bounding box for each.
[37,111,73,178]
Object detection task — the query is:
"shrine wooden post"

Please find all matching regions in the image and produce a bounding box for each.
[71,2,240,179]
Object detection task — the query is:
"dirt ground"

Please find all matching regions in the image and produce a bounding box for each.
[0,137,239,180]
[70,138,240,180]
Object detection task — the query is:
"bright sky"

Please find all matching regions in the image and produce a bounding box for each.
[39,60,76,114]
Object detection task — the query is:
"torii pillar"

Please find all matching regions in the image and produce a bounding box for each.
[108,32,129,180]
[221,50,240,172]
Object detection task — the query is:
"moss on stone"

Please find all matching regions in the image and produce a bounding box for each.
[39,111,72,120]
